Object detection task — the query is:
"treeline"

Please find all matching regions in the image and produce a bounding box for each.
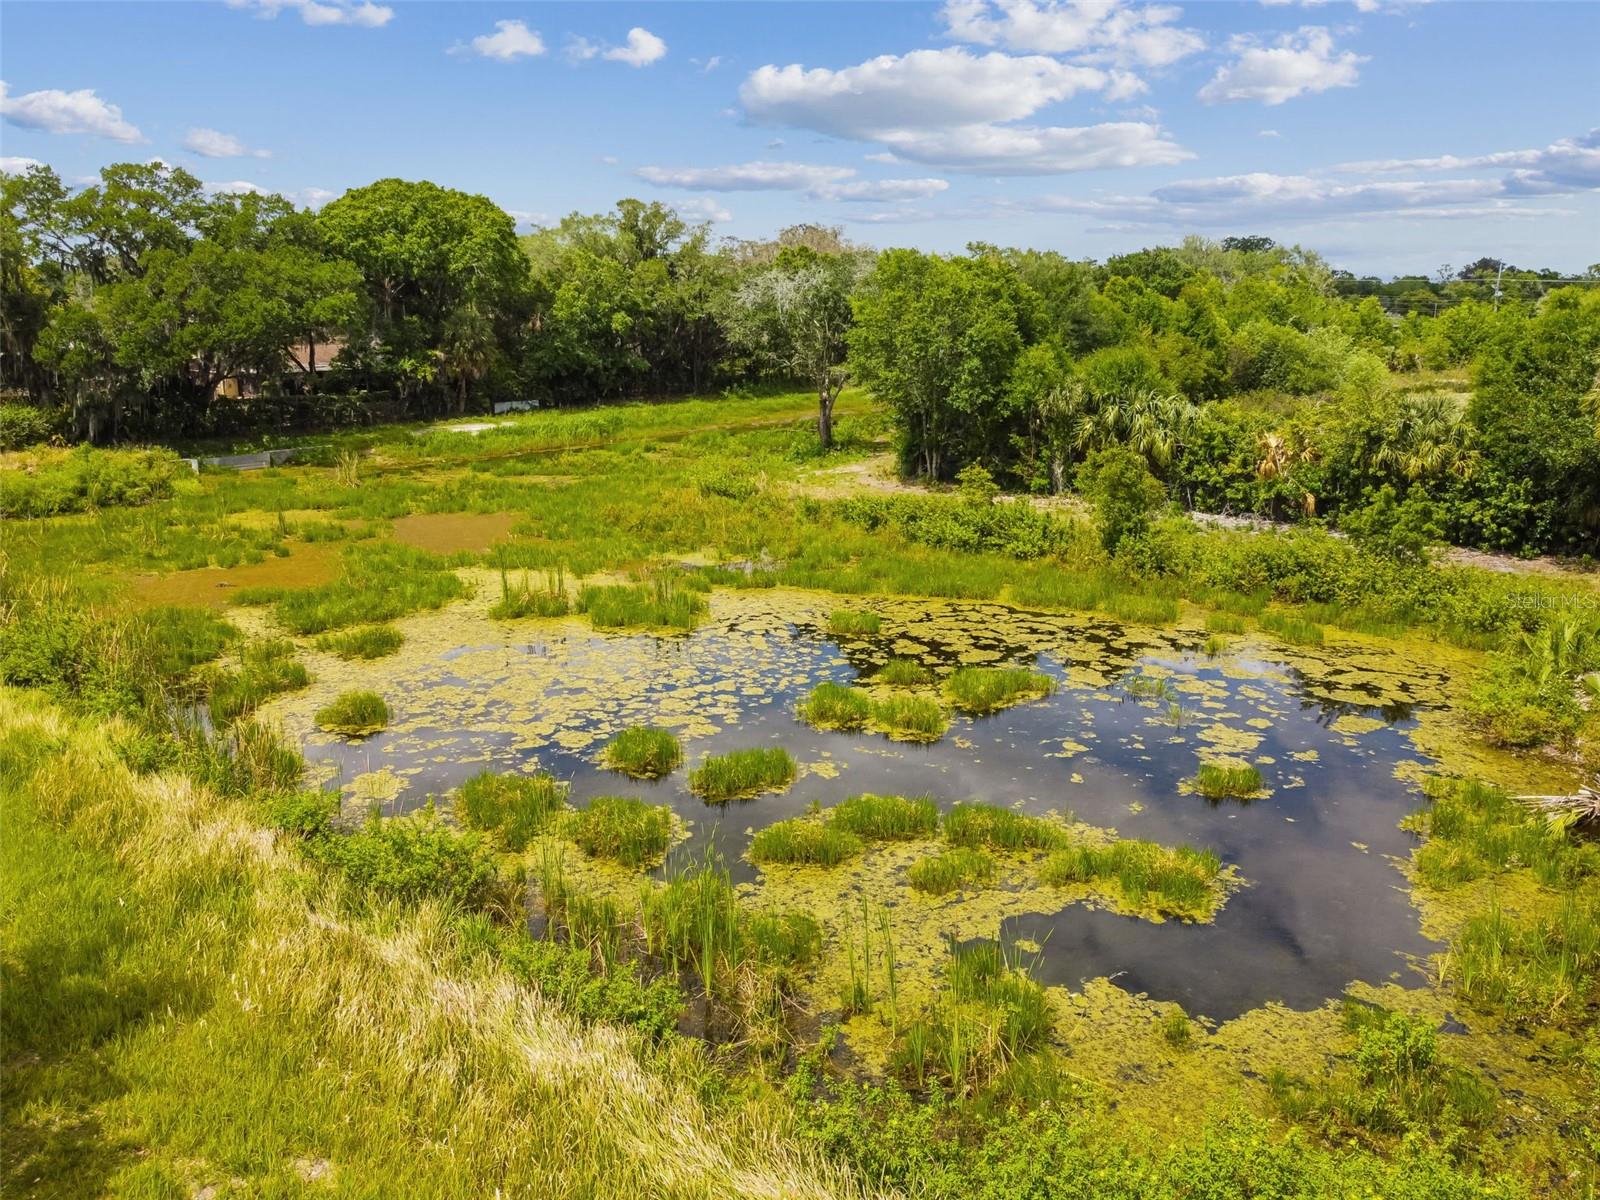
[3,161,1597,554]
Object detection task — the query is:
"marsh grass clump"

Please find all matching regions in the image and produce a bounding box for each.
[1039,840,1222,920]
[1162,1008,1194,1048]
[870,693,948,743]
[1121,672,1176,702]
[314,624,404,660]
[745,911,823,966]
[688,746,796,801]
[830,793,939,840]
[828,609,882,637]
[314,689,390,737]
[1409,778,1597,889]
[908,848,995,895]
[797,682,874,731]
[578,577,706,631]
[602,726,684,779]
[205,638,310,726]
[1205,611,1247,635]
[489,568,571,619]
[1191,761,1265,801]
[1202,634,1228,657]
[944,666,1055,715]
[1446,899,1600,1027]
[1269,1006,1496,1143]
[1105,592,1179,625]
[455,770,567,850]
[239,543,466,634]
[749,818,863,867]
[570,796,675,867]
[944,802,1068,852]
[876,657,933,686]
[1260,610,1326,646]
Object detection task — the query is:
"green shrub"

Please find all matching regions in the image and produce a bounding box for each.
[908,848,995,895]
[749,818,863,867]
[0,445,182,517]
[314,805,496,910]
[570,795,674,867]
[314,689,389,737]
[829,793,939,840]
[944,666,1054,715]
[688,746,796,801]
[602,726,684,779]
[0,402,54,450]
[455,771,566,851]
[314,624,404,660]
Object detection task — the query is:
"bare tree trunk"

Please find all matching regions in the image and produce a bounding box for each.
[817,383,835,450]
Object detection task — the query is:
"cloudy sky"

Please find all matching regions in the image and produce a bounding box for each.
[2,0,1596,275]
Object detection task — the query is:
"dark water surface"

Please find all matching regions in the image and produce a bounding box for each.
[301,595,1442,1020]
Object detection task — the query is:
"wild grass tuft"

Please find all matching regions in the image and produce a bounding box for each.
[314,689,389,737]
[687,746,796,801]
[1205,611,1246,635]
[1259,610,1326,646]
[943,802,1067,852]
[570,795,675,867]
[876,657,933,686]
[578,578,706,631]
[455,770,567,850]
[1039,840,1222,920]
[489,568,571,619]
[908,848,995,895]
[869,693,948,742]
[205,639,309,726]
[314,624,404,660]
[797,682,874,731]
[1191,761,1264,801]
[944,666,1055,715]
[749,818,864,867]
[829,793,939,840]
[239,543,466,635]
[602,726,684,780]
[1446,898,1599,1027]
[827,609,882,636]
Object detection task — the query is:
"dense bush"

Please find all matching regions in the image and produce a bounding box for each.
[0,445,183,516]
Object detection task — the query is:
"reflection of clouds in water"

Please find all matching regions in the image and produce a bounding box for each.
[283,588,1442,1017]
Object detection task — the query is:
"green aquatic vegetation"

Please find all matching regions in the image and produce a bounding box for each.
[1202,588,1269,617]
[238,543,466,634]
[1259,610,1325,646]
[314,689,390,737]
[1191,762,1265,801]
[601,726,684,779]
[1446,898,1600,1029]
[869,693,948,742]
[1122,672,1176,702]
[745,911,823,967]
[944,666,1055,715]
[1202,634,1227,657]
[1008,568,1116,613]
[687,746,796,801]
[205,639,310,726]
[1410,778,1598,890]
[1105,591,1179,625]
[1269,1007,1497,1146]
[578,578,706,631]
[797,681,874,731]
[829,793,939,840]
[488,568,571,619]
[943,803,1068,852]
[314,623,404,660]
[1205,611,1247,635]
[749,818,864,867]
[313,804,498,911]
[876,657,933,686]
[1161,1008,1193,1048]
[907,848,996,896]
[570,796,675,868]
[0,445,183,517]
[828,608,882,636]
[455,770,567,851]
[134,605,238,678]
[1039,840,1223,920]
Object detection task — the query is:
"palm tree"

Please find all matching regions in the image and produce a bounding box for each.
[1073,386,1197,471]
[1256,430,1319,518]
[1373,393,1479,482]
[438,303,497,414]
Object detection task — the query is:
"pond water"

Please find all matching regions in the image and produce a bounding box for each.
[290,590,1446,1021]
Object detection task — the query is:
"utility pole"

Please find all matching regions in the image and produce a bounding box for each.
[1493,260,1505,312]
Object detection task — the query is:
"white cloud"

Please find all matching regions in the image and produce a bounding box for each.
[0,155,44,173]
[204,179,268,195]
[184,127,270,158]
[700,55,723,73]
[1199,27,1364,105]
[464,19,546,61]
[635,159,949,202]
[1331,130,1600,193]
[941,0,1205,68]
[0,81,142,142]
[676,197,733,222]
[1259,128,1282,138]
[739,46,1189,174]
[565,35,599,62]
[228,0,393,28]
[603,27,667,67]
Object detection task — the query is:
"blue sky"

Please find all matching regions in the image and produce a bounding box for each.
[2,1,1596,275]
